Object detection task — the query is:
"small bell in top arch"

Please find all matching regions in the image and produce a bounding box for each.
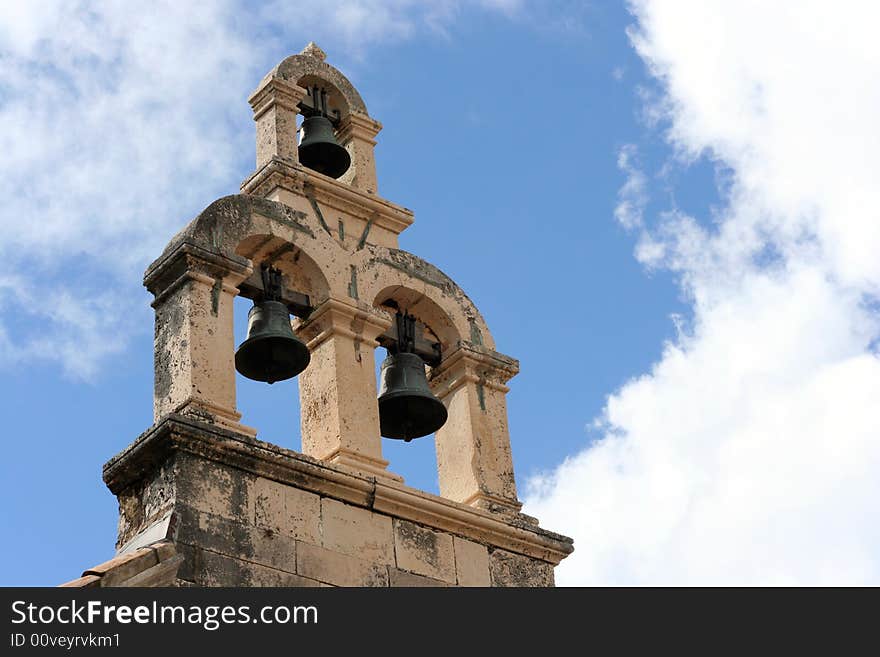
[298,86,351,179]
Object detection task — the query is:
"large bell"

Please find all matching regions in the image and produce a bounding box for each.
[298,115,351,179]
[235,300,310,384]
[377,352,448,441]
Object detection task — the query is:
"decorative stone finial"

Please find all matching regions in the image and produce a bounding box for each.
[301,42,327,62]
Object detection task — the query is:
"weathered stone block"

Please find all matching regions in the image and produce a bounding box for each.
[187,545,321,587]
[453,537,490,587]
[488,548,554,587]
[393,519,455,583]
[175,505,297,574]
[283,485,322,543]
[322,498,394,564]
[296,541,388,587]
[253,476,321,544]
[253,476,283,532]
[115,459,177,548]
[388,568,448,587]
[177,456,252,521]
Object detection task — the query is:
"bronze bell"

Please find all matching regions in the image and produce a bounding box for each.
[235,300,310,384]
[377,352,448,441]
[298,115,351,179]
[235,265,311,384]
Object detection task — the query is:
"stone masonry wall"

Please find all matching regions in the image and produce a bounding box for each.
[115,450,555,587]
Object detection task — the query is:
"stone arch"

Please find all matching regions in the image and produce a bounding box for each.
[159,194,316,260]
[261,52,368,118]
[357,246,497,354]
[158,194,353,302]
[372,283,459,353]
[353,246,521,513]
[235,233,331,307]
[294,74,351,123]
[249,45,383,193]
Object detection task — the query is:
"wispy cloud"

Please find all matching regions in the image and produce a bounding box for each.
[613,144,647,231]
[527,0,880,585]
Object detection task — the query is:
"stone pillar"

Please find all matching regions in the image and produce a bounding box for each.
[249,76,307,169]
[144,243,254,436]
[337,111,381,194]
[431,342,522,515]
[295,298,400,482]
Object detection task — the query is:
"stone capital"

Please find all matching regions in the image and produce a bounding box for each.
[430,342,520,399]
[144,241,253,302]
[337,111,382,145]
[296,297,392,351]
[248,77,307,120]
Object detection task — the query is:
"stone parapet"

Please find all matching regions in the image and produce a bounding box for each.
[103,416,573,587]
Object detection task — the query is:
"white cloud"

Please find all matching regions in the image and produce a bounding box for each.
[613,144,647,231]
[0,1,261,379]
[526,0,880,585]
[0,1,522,379]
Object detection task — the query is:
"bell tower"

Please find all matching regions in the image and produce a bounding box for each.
[101,44,573,587]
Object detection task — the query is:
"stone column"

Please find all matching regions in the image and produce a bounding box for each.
[337,111,382,194]
[249,76,307,169]
[295,298,400,482]
[431,342,522,515]
[144,243,254,436]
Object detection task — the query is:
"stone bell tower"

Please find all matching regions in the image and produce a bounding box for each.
[100,43,573,587]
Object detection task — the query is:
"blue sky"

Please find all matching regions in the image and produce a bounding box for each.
[2,1,878,586]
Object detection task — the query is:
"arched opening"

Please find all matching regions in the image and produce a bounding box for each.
[232,235,330,451]
[372,285,460,355]
[295,74,350,122]
[371,286,462,492]
[373,347,440,494]
[235,234,330,307]
[234,293,303,450]
[294,75,352,179]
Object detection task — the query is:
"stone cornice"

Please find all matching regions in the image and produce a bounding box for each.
[248,77,307,119]
[103,415,574,565]
[143,240,252,299]
[296,297,392,350]
[431,341,520,397]
[241,157,413,236]
[337,111,382,144]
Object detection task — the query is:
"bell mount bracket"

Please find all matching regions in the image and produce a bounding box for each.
[237,264,314,319]
[376,306,442,367]
[298,85,342,126]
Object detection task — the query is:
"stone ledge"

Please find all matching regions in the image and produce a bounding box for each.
[103,415,574,565]
[240,157,413,235]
